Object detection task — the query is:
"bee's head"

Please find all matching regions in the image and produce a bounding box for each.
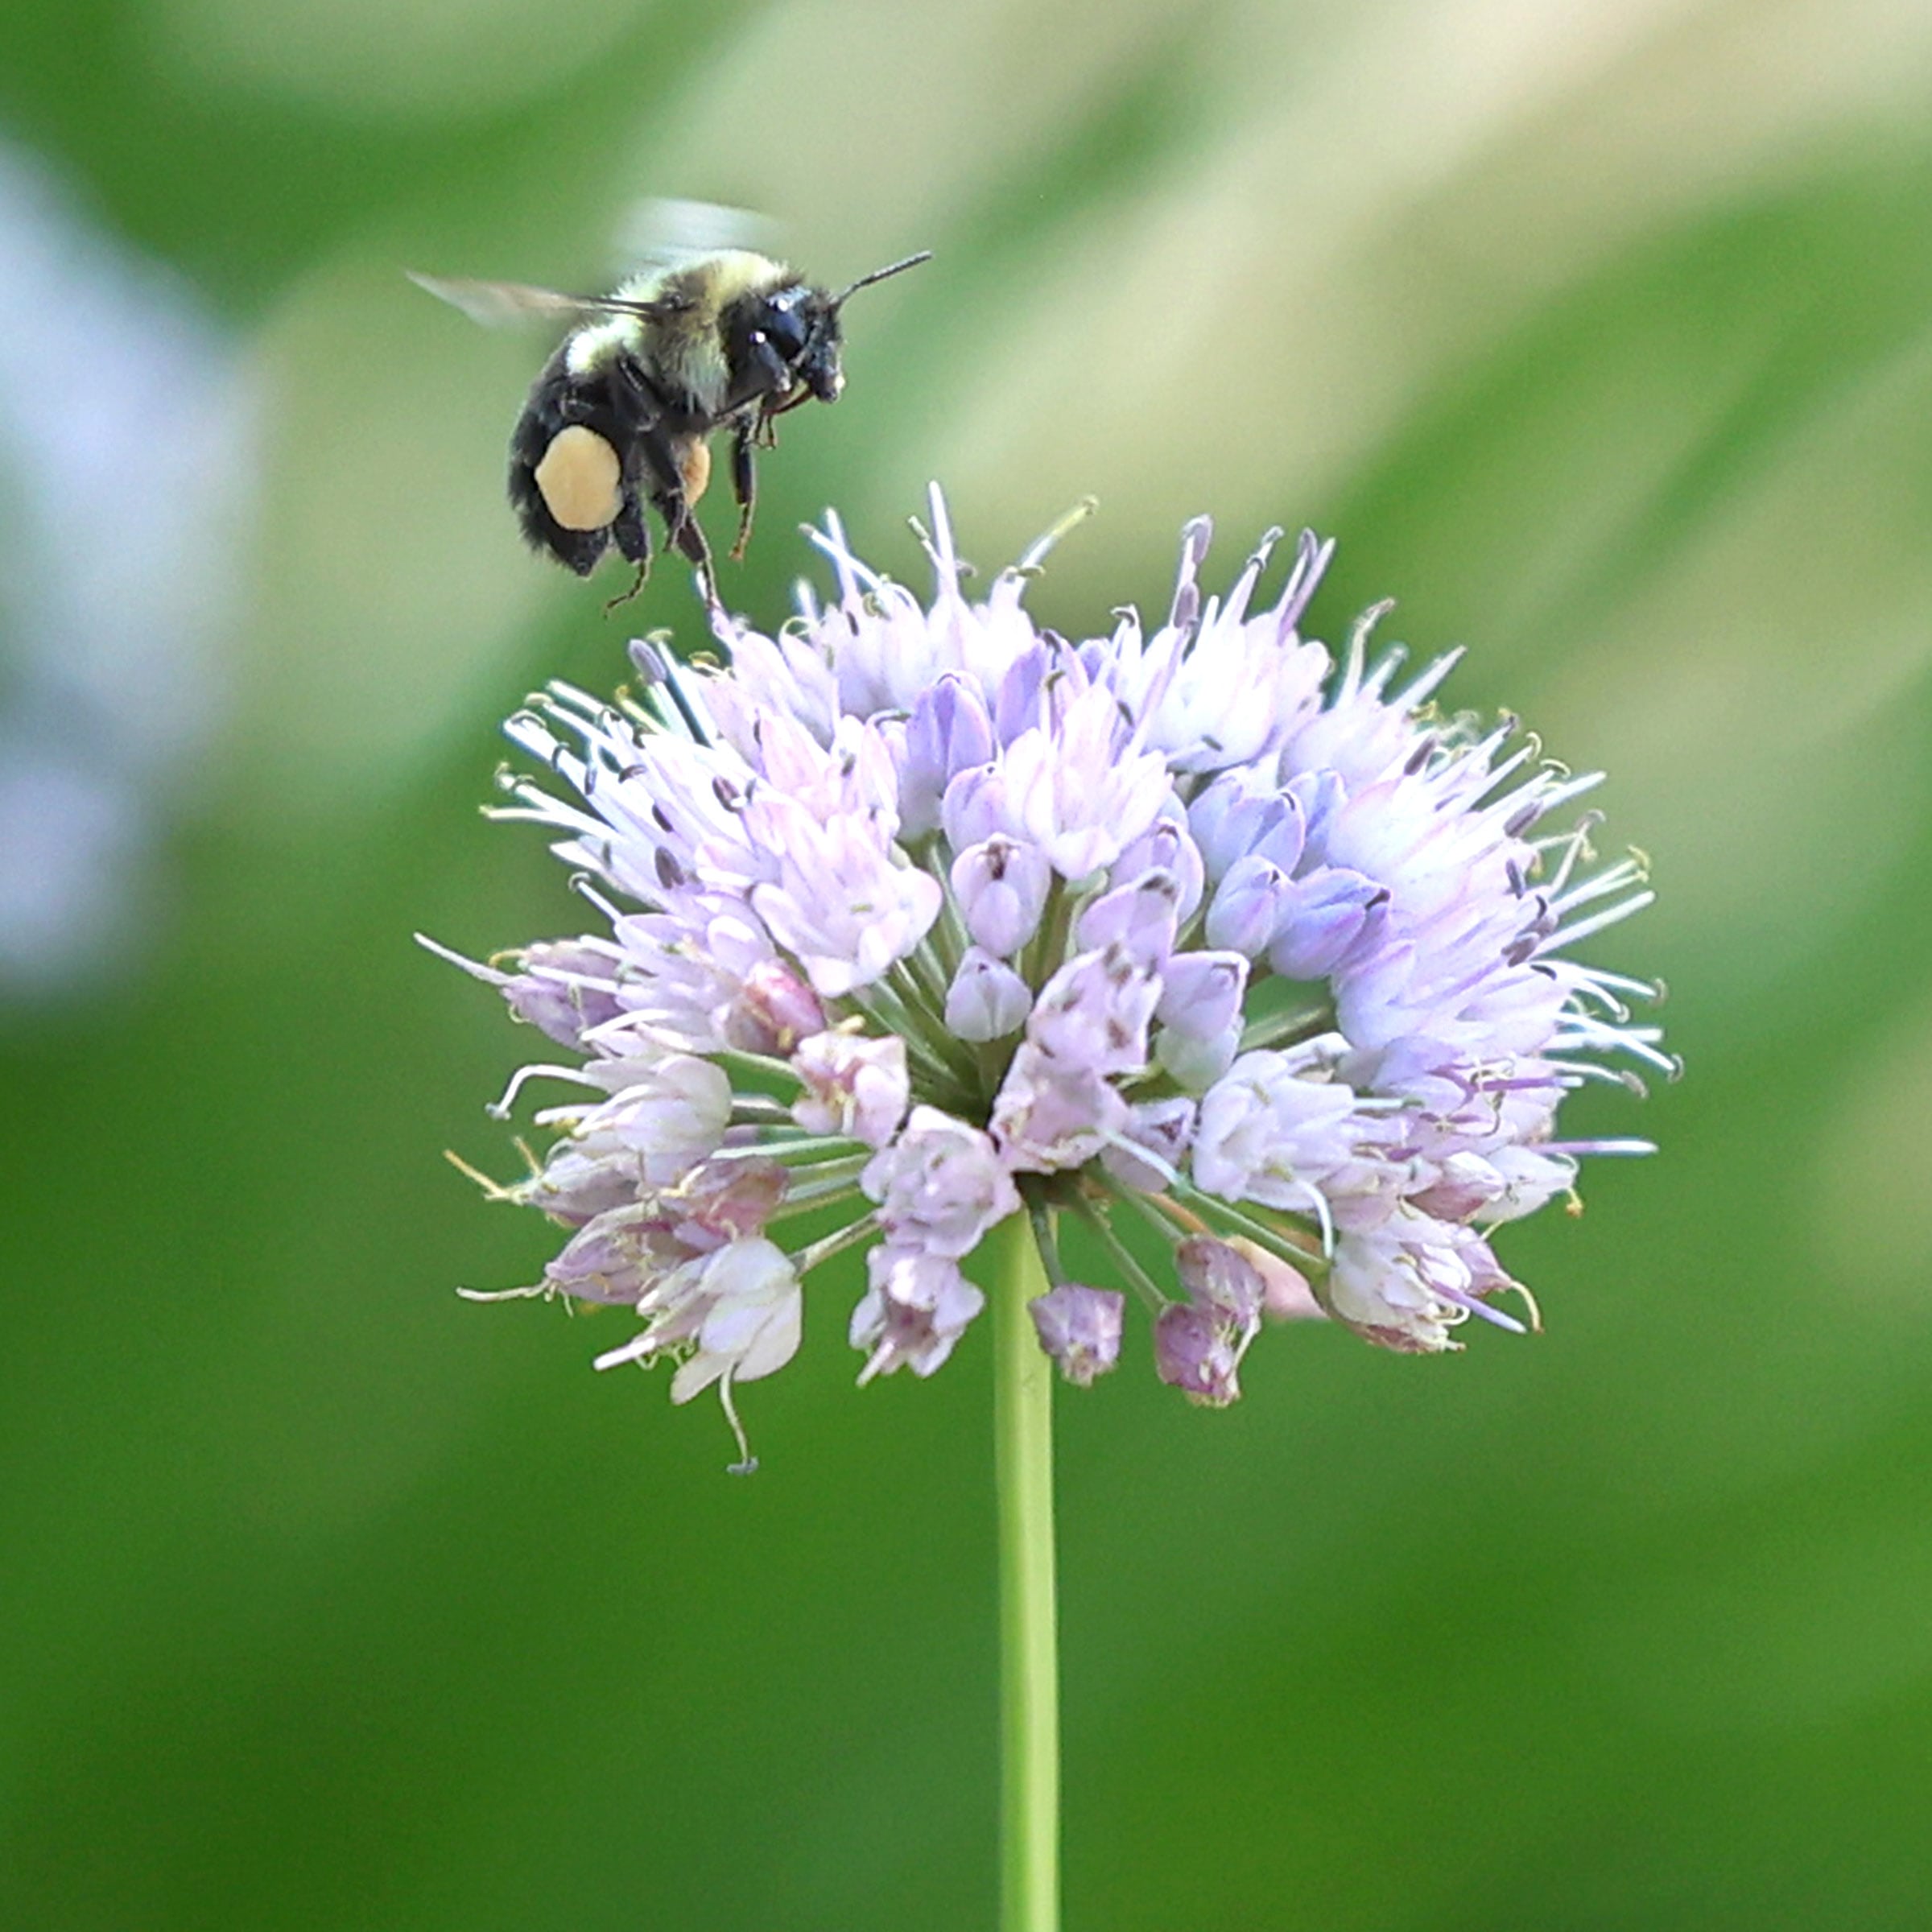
[758,253,931,407]
[743,284,838,403]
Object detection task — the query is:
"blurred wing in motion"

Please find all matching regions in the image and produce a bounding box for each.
[609,196,783,278]
[406,271,681,328]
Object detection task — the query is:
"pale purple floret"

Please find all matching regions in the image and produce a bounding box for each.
[1029,1285,1125,1386]
[851,1245,987,1382]
[861,1106,1022,1258]
[791,1031,910,1148]
[1154,1238,1265,1406]
[434,489,1664,1451]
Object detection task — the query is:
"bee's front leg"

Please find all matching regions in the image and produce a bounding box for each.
[729,419,758,563]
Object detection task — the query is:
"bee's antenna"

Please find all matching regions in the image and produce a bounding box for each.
[830,251,932,312]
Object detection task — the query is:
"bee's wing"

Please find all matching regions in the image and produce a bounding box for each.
[610,198,783,278]
[407,271,680,329]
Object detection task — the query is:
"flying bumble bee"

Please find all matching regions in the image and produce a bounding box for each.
[410,241,930,605]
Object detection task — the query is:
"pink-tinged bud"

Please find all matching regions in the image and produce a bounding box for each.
[945,947,1033,1042]
[1224,1236,1324,1321]
[1153,1302,1248,1406]
[851,1245,986,1382]
[952,836,1052,957]
[1174,1235,1265,1323]
[791,1031,910,1148]
[729,959,827,1055]
[1204,854,1290,956]
[1029,1284,1125,1386]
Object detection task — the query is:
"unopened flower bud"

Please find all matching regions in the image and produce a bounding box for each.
[1266,868,1384,980]
[1188,770,1306,882]
[1155,1018,1241,1092]
[1154,1236,1265,1406]
[1155,949,1249,1038]
[898,675,995,840]
[1174,1234,1265,1323]
[1109,815,1205,919]
[952,836,1052,957]
[945,947,1033,1042]
[1076,871,1182,966]
[1224,1236,1324,1321]
[940,764,1009,852]
[1153,1300,1251,1406]
[1204,854,1291,956]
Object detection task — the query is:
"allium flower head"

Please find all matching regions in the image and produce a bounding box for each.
[431,490,1667,1457]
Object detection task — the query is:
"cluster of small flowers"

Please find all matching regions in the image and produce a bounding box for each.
[430,492,1666,1454]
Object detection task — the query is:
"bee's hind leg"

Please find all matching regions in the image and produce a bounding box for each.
[650,484,720,613]
[603,494,652,614]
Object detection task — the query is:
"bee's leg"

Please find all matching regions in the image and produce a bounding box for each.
[670,505,720,612]
[612,491,652,570]
[648,477,719,609]
[729,420,758,563]
[601,492,652,613]
[602,565,648,613]
[629,419,720,610]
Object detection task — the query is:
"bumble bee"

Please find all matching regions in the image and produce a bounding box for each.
[410,246,929,605]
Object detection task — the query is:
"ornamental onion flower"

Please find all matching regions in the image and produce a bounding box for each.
[427,489,1667,1457]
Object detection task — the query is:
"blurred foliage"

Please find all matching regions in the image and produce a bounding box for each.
[2,0,1931,1926]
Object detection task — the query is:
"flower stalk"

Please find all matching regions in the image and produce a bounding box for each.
[992,1210,1060,1932]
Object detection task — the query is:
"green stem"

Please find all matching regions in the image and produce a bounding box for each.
[990,1212,1060,1932]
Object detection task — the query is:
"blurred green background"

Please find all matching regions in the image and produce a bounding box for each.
[3,0,1930,1925]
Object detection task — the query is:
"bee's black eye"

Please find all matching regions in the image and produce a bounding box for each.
[758,296,810,361]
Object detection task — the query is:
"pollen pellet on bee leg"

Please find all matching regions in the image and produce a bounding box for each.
[534,425,621,530]
[678,439,712,506]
